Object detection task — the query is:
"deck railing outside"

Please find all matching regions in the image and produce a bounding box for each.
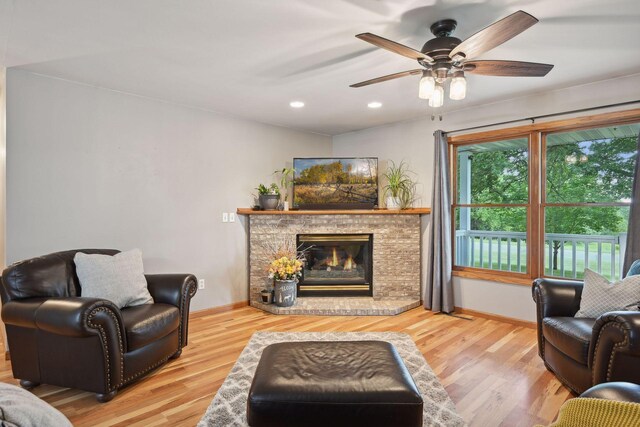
[455,230,627,280]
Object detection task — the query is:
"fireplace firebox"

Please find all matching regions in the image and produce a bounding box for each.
[297,234,373,296]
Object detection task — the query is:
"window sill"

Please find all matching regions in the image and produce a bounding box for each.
[452,269,533,286]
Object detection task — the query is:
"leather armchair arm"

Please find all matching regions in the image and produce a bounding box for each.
[590,311,640,385]
[532,278,584,358]
[33,297,125,340]
[145,274,197,347]
[532,278,583,318]
[2,297,51,328]
[4,297,126,392]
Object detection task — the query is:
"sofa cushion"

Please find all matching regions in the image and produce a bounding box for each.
[74,249,153,309]
[543,317,595,365]
[120,303,180,351]
[575,269,640,318]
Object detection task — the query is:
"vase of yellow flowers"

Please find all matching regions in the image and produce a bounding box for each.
[268,256,303,307]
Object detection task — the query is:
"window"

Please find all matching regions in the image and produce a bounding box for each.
[454,137,530,275]
[450,110,640,284]
[544,125,636,280]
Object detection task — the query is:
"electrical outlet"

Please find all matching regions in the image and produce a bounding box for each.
[222,212,229,223]
[198,279,205,290]
[229,212,236,223]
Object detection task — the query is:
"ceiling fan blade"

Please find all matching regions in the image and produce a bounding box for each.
[450,10,538,59]
[356,33,433,62]
[350,69,423,88]
[464,60,554,76]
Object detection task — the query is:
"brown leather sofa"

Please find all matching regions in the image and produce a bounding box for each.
[532,278,640,394]
[0,249,197,402]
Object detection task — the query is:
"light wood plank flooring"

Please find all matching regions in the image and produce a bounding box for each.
[0,307,572,426]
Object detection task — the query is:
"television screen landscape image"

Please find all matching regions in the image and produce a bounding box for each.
[293,158,378,209]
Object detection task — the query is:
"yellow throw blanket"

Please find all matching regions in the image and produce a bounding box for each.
[537,397,640,427]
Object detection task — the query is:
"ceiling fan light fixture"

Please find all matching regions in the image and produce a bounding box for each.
[449,72,467,100]
[418,74,435,99]
[428,84,444,108]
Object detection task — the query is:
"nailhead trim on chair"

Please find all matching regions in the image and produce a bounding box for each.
[86,306,124,392]
[177,277,197,348]
[122,356,172,384]
[592,321,629,385]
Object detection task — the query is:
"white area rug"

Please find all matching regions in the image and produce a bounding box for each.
[198,331,466,427]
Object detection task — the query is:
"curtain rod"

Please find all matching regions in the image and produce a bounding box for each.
[445,99,640,135]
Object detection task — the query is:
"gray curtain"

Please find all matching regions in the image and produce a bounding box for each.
[623,131,640,275]
[425,130,454,313]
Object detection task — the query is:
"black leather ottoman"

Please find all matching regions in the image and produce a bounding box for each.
[247,341,423,427]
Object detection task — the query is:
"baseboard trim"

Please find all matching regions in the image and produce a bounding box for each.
[190,301,249,318]
[454,306,536,329]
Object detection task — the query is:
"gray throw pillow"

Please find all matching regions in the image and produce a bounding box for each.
[74,249,153,309]
[575,268,640,318]
[0,382,73,427]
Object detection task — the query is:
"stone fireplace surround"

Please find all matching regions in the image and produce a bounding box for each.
[240,209,430,315]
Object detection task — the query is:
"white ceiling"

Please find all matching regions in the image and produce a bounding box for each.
[1,0,640,135]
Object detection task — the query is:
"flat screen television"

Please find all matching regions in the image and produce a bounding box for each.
[293,157,378,209]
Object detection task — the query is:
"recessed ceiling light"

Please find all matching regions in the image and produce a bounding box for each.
[367,101,382,109]
[289,101,305,108]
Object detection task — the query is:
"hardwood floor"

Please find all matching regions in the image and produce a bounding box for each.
[0,307,573,426]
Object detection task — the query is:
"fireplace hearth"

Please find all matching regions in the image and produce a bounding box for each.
[297,234,373,296]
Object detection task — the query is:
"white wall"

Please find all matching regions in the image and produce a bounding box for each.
[333,73,640,322]
[0,68,6,351]
[6,69,332,311]
[7,68,640,319]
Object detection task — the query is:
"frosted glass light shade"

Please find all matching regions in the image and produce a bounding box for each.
[449,75,467,100]
[418,75,435,99]
[428,84,444,107]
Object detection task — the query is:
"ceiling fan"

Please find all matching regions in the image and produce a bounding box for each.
[350,10,553,108]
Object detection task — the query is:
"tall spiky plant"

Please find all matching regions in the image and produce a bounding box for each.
[382,160,417,209]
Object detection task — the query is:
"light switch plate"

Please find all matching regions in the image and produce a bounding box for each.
[222,212,229,223]
[229,212,236,223]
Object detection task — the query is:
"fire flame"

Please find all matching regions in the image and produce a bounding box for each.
[344,255,356,271]
[327,247,339,267]
[325,247,357,270]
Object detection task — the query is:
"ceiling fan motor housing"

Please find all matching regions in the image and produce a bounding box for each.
[420,36,461,60]
[419,20,461,69]
[421,18,461,62]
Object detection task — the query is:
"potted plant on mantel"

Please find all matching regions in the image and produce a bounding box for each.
[268,254,303,307]
[382,160,417,210]
[256,183,280,210]
[274,167,295,211]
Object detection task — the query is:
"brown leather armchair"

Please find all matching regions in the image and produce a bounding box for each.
[532,278,640,394]
[0,249,197,402]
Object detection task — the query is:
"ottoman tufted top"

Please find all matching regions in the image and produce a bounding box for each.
[247,340,423,427]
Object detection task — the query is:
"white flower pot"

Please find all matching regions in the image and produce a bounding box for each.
[386,196,401,210]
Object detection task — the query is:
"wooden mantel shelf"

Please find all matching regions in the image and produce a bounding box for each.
[237,207,431,215]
